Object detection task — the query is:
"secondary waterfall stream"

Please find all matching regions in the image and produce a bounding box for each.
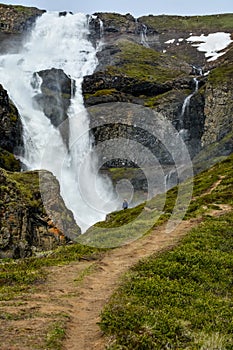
[0,12,118,232]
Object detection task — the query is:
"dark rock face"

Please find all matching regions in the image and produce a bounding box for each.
[84,13,233,170]
[0,168,81,259]
[202,80,233,148]
[0,84,23,171]
[32,68,74,146]
[83,71,172,102]
[0,4,45,54]
[88,102,185,166]
[0,4,45,34]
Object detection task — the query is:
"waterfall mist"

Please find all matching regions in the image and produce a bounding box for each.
[0,12,118,232]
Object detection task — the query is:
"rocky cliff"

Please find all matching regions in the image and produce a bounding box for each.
[0,84,22,171]
[0,3,45,53]
[83,12,233,168]
[0,168,80,258]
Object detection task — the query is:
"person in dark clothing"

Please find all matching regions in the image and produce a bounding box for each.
[122,199,128,210]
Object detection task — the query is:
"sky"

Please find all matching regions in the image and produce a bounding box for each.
[0,0,233,17]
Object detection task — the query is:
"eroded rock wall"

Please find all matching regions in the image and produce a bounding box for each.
[0,168,80,258]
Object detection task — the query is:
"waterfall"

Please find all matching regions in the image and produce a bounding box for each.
[0,12,117,232]
[181,78,199,118]
[140,24,150,48]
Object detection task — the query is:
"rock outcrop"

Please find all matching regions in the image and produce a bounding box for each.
[0,4,45,54]
[201,47,233,148]
[83,12,233,169]
[32,68,74,146]
[0,168,81,259]
[0,3,45,33]
[0,84,22,171]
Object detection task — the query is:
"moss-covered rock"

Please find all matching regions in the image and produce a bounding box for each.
[0,3,45,34]
[0,84,23,154]
[0,168,81,259]
[0,148,21,172]
[0,84,23,171]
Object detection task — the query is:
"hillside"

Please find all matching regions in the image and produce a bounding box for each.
[85,12,233,171]
[0,153,232,349]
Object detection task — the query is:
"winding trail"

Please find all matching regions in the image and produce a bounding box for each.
[60,219,200,349]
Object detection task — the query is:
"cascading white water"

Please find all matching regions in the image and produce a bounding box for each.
[181,78,199,117]
[140,24,150,48]
[0,12,117,232]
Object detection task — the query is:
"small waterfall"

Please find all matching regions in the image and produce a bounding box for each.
[181,78,199,118]
[140,24,150,48]
[191,64,203,76]
[0,12,117,232]
[165,168,178,190]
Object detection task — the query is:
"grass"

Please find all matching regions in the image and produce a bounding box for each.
[100,211,233,349]
[106,39,186,84]
[79,154,233,248]
[139,14,233,32]
[0,148,21,172]
[207,62,233,86]
[0,243,104,301]
[46,317,68,350]
[97,154,233,348]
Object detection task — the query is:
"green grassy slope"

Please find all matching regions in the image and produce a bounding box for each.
[99,154,233,349]
[139,13,233,32]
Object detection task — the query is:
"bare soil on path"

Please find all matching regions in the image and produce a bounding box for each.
[62,219,200,350]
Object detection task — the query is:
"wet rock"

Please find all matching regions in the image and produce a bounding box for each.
[32,68,75,146]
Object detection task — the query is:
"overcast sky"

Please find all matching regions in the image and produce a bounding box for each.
[0,0,232,17]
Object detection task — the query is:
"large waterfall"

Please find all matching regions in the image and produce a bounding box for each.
[0,12,117,232]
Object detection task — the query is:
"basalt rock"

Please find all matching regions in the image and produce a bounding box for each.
[0,168,81,259]
[83,71,173,105]
[0,84,22,171]
[0,4,45,54]
[84,13,233,172]
[201,71,233,148]
[32,68,75,146]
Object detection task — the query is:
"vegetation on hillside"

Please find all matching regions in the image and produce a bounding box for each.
[100,212,233,349]
[0,244,104,301]
[106,39,187,83]
[139,13,233,32]
[100,155,233,349]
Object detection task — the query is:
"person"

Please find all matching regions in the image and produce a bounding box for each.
[122,199,128,210]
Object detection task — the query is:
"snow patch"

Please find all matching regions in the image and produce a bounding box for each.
[186,32,232,61]
[165,38,175,44]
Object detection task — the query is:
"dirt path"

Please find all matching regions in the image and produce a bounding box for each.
[61,219,200,350]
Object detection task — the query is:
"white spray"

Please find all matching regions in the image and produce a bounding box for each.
[0,12,117,232]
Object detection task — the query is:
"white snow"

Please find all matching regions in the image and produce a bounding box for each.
[186,32,232,61]
[165,38,175,44]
